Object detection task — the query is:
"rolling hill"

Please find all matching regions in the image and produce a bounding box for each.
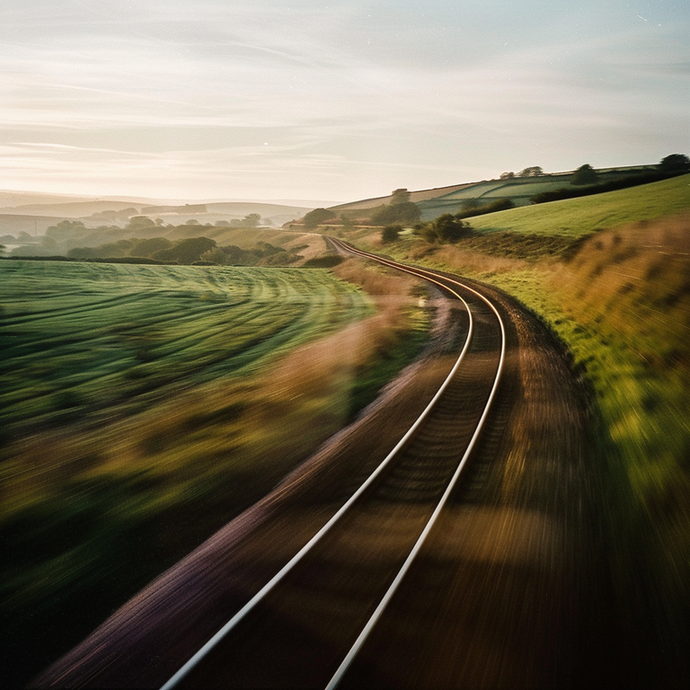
[329,164,661,221]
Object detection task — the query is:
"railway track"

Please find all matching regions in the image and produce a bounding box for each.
[159,241,507,689]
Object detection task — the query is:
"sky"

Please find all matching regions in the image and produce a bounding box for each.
[0,0,688,203]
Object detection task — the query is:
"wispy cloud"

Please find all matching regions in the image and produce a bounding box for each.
[1,0,688,199]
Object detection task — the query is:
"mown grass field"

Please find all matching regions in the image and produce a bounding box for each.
[0,258,431,687]
[0,261,370,451]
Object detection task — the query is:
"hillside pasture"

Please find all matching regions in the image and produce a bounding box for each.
[469,174,690,237]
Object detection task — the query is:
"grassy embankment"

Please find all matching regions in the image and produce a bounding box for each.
[349,173,690,683]
[0,258,430,687]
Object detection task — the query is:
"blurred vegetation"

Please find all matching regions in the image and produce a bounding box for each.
[0,259,430,687]
[486,219,690,685]
[342,171,690,685]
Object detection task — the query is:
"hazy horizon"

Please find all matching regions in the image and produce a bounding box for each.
[1,0,688,203]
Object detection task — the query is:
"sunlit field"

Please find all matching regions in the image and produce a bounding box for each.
[0,258,430,686]
[469,173,690,236]
[353,173,690,684]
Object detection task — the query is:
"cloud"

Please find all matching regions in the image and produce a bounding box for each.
[0,0,688,199]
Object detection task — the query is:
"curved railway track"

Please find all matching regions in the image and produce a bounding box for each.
[159,241,507,689]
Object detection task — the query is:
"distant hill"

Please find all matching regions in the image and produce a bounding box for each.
[0,192,318,227]
[331,165,659,221]
[0,191,99,208]
[0,214,68,236]
[1,201,146,218]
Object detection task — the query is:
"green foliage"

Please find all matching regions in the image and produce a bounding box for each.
[303,255,345,268]
[455,198,515,219]
[659,153,690,173]
[243,213,261,228]
[126,216,157,231]
[420,214,472,243]
[152,237,217,264]
[303,207,336,229]
[571,163,598,185]
[381,224,402,244]
[371,201,421,226]
[204,241,301,266]
[518,165,544,177]
[347,306,431,420]
[129,237,173,257]
[390,188,411,204]
[460,197,480,211]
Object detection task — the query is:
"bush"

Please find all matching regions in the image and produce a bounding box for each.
[381,225,402,244]
[659,153,690,173]
[572,164,599,186]
[455,198,515,219]
[303,255,345,268]
[420,214,472,244]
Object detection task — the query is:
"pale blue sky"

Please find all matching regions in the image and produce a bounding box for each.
[1,0,688,202]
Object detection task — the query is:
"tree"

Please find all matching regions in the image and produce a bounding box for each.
[126,216,156,231]
[381,224,402,244]
[303,208,336,229]
[659,153,690,173]
[243,213,261,228]
[421,214,472,244]
[153,237,217,264]
[128,237,172,257]
[390,188,411,205]
[572,164,598,185]
[371,202,420,226]
[500,171,515,179]
[518,166,544,177]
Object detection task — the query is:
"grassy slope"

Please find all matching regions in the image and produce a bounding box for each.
[469,173,690,236]
[0,259,431,687]
[358,175,690,685]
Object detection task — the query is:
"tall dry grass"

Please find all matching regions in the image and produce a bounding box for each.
[551,214,690,682]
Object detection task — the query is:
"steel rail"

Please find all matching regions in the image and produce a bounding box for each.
[159,248,475,690]
[325,240,507,689]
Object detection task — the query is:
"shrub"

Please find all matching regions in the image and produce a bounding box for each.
[421,214,472,244]
[572,164,599,186]
[381,225,402,244]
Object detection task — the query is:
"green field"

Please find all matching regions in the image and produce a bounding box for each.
[1,259,401,686]
[0,260,371,448]
[469,173,690,236]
